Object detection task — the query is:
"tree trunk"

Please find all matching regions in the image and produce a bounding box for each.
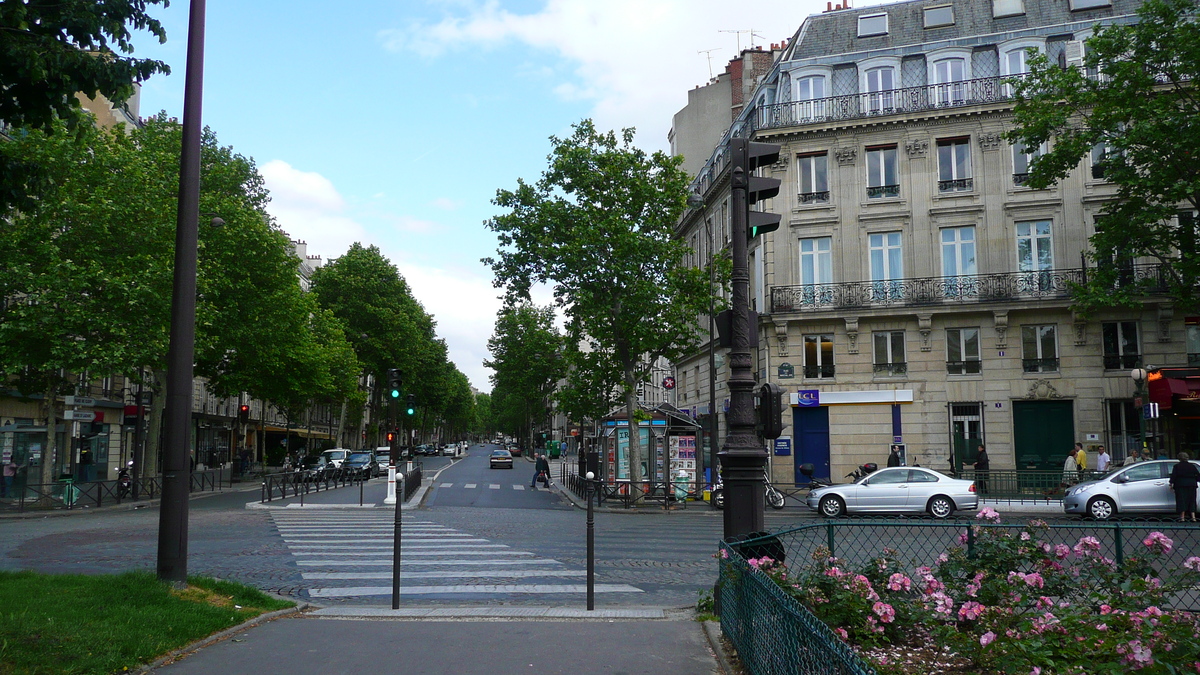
[624,366,643,486]
[37,379,60,505]
[336,397,348,447]
[144,368,167,477]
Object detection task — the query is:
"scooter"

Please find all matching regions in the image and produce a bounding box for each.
[845,462,879,481]
[798,463,830,489]
[117,461,133,498]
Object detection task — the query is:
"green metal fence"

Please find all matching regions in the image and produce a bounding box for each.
[957,468,1104,501]
[718,539,878,675]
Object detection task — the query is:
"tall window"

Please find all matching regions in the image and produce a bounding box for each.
[1091,141,1115,179]
[946,328,982,374]
[1022,325,1059,372]
[865,67,895,114]
[866,146,899,198]
[1005,48,1031,77]
[1102,322,1140,369]
[803,334,835,379]
[932,58,966,106]
[798,152,829,204]
[870,231,903,302]
[1011,141,1043,185]
[799,237,832,306]
[1016,219,1053,277]
[795,75,827,120]
[941,226,977,276]
[937,138,972,192]
[1188,318,1200,366]
[873,331,907,376]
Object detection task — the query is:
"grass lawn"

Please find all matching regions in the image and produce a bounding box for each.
[0,570,295,675]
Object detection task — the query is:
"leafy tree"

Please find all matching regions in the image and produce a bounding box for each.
[485,303,563,450]
[1008,0,1200,313]
[484,120,710,484]
[0,0,170,211]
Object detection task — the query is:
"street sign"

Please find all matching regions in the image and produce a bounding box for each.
[64,396,96,406]
[1143,403,1160,420]
[64,410,97,421]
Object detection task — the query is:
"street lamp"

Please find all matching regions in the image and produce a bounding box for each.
[687,190,716,500]
[1131,367,1148,458]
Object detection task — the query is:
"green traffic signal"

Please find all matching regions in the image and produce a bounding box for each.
[390,389,400,398]
[406,393,416,415]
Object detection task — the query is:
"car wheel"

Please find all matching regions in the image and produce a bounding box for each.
[1087,496,1116,520]
[928,495,955,519]
[819,495,845,518]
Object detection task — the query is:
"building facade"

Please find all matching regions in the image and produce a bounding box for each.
[674,0,1186,486]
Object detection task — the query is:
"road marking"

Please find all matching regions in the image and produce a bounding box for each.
[303,570,588,580]
[293,559,564,565]
[286,548,536,556]
[489,484,500,490]
[513,485,525,490]
[309,584,643,598]
[439,483,453,488]
[464,483,477,489]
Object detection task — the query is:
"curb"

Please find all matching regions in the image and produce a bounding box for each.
[702,620,735,675]
[141,598,311,672]
[308,606,673,620]
[0,481,262,520]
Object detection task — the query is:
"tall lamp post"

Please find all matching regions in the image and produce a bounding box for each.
[686,191,716,499]
[156,0,210,586]
[1131,367,1149,458]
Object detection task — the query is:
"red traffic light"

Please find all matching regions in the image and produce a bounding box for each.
[386,432,396,443]
[239,404,249,414]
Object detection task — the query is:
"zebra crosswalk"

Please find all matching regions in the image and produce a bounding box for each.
[434,483,528,490]
[270,511,643,602]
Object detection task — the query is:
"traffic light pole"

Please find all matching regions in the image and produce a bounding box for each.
[720,138,768,541]
[384,394,398,505]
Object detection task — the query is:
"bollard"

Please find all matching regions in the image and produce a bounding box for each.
[586,471,596,611]
[392,472,404,610]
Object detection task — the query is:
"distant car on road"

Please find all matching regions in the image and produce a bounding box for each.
[507,443,523,458]
[1063,459,1200,519]
[321,448,351,469]
[344,452,380,478]
[806,467,977,519]
[490,449,513,469]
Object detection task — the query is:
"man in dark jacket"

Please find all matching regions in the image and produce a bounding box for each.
[532,453,550,489]
[887,445,902,467]
[974,444,990,495]
[1169,452,1199,522]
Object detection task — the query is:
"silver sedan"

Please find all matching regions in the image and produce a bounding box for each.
[1063,459,1200,519]
[806,467,978,518]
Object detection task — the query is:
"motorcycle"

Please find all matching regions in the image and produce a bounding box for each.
[798,463,830,489]
[709,471,786,510]
[117,461,133,498]
[845,462,879,482]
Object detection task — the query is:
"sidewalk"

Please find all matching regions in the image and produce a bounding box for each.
[0,479,262,520]
[150,611,725,675]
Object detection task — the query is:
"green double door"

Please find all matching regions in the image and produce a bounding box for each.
[1012,400,1075,469]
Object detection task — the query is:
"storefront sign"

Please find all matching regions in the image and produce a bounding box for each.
[774,438,791,456]
[796,390,820,407]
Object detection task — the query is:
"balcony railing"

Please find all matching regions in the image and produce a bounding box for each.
[755,74,1020,132]
[1022,357,1060,373]
[947,360,983,375]
[770,264,1168,314]
[1012,172,1031,186]
[803,364,836,379]
[1103,354,1141,370]
[799,190,830,204]
[866,184,900,199]
[873,362,908,376]
[938,178,973,192]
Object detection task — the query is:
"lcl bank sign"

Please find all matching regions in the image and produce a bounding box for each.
[796,389,820,407]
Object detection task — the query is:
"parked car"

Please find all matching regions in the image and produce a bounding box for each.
[297,456,333,482]
[1063,459,1200,519]
[374,447,393,467]
[321,448,351,469]
[344,451,380,479]
[806,467,977,519]
[490,449,514,469]
[508,443,523,458]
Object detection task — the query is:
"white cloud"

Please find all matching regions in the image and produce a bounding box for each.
[260,160,368,256]
[379,0,823,149]
[429,197,459,211]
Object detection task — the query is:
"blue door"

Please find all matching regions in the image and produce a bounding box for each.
[793,406,831,483]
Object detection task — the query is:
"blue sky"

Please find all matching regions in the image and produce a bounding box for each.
[131,0,832,391]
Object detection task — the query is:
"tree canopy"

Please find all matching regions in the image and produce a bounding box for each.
[1008,0,1200,313]
[484,120,710,483]
[485,303,564,445]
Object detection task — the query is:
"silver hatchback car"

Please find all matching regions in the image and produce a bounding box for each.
[1063,459,1200,519]
[806,467,978,519]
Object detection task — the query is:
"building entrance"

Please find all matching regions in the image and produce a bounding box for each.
[950,402,983,474]
[792,406,830,483]
[1013,400,1074,469]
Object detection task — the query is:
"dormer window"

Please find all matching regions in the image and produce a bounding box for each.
[924,6,954,28]
[993,0,1024,17]
[1070,0,1111,9]
[858,13,888,38]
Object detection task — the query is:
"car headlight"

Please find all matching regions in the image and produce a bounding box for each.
[1070,484,1095,497]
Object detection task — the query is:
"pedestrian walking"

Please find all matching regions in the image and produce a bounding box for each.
[1125,448,1143,465]
[1168,452,1199,523]
[1074,443,1088,477]
[886,445,902,468]
[1061,449,1079,487]
[973,444,990,495]
[531,453,550,489]
[79,447,94,482]
[1096,445,1111,472]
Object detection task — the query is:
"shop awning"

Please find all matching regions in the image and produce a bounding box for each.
[1150,375,1200,409]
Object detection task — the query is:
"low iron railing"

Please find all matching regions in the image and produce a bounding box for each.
[957,468,1105,501]
[260,464,422,504]
[769,264,1168,314]
[1,467,229,512]
[560,466,697,509]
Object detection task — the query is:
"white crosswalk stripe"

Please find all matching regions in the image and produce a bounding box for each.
[270,511,643,603]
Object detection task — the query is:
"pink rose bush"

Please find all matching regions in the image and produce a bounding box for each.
[732,518,1200,673]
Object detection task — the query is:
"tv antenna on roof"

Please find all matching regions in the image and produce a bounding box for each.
[719,29,763,52]
[698,48,719,79]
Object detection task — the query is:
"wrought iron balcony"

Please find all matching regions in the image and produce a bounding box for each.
[803,364,836,379]
[770,265,1168,314]
[1103,354,1141,370]
[938,178,973,193]
[799,190,830,205]
[866,184,900,199]
[947,360,983,375]
[1022,357,1060,373]
[873,362,908,376]
[754,74,1021,132]
[1012,173,1031,186]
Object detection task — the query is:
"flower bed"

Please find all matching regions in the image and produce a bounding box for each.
[745,510,1200,674]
